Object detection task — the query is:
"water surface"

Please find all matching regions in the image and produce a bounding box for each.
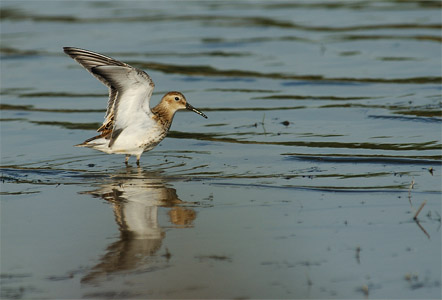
[1,1,441,299]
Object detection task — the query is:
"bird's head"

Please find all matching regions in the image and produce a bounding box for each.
[161,92,207,119]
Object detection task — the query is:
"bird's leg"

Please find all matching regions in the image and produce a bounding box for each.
[136,154,141,167]
[125,155,130,166]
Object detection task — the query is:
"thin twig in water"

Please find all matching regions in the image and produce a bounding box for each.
[355,246,361,264]
[261,113,267,135]
[412,200,430,239]
[408,178,415,206]
[413,200,426,220]
[414,219,430,239]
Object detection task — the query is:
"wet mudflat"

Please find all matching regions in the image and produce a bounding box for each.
[1,1,441,299]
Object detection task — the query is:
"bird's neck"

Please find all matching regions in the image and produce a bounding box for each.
[152,102,175,129]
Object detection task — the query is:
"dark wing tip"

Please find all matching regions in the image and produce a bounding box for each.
[63,46,98,58]
[63,47,85,59]
[63,46,79,54]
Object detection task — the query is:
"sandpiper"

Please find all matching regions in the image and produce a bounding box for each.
[63,47,207,165]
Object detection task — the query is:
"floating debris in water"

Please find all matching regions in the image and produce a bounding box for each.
[162,247,172,261]
[355,246,361,264]
[356,284,369,297]
[428,167,434,176]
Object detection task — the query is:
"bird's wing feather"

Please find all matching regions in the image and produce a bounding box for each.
[63,47,129,85]
[63,47,155,137]
[91,65,155,146]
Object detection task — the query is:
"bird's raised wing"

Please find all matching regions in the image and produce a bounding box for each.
[63,47,155,141]
[91,65,156,146]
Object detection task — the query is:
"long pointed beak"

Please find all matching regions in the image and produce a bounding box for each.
[186,103,208,119]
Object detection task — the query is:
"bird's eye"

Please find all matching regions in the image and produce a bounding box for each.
[174,97,180,101]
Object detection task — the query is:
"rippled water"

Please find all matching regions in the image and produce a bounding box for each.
[1,1,441,299]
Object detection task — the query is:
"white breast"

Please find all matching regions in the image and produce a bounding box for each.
[109,114,165,155]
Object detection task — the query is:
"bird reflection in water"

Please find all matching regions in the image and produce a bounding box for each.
[79,168,196,284]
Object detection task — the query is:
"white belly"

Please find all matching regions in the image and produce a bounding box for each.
[85,119,167,156]
[109,124,166,155]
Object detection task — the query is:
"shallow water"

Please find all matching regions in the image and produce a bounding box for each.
[1,1,441,299]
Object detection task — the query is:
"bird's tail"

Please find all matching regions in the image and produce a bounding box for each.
[74,134,103,148]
